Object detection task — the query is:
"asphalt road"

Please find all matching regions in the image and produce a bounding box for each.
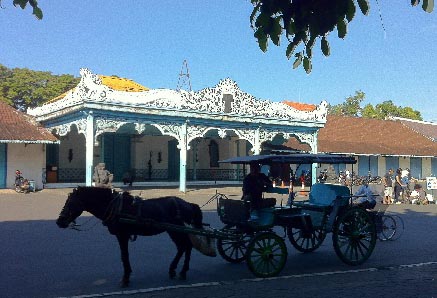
[1,187,436,298]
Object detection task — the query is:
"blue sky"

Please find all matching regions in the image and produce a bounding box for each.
[1,1,436,121]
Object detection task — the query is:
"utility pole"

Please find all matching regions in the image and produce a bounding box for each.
[176,60,192,92]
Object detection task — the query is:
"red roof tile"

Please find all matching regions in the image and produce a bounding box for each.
[397,118,437,142]
[284,115,437,157]
[0,101,59,143]
[282,101,317,111]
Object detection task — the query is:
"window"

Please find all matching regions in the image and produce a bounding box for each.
[223,94,234,113]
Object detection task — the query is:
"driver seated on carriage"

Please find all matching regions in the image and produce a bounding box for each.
[242,163,276,218]
[353,179,377,210]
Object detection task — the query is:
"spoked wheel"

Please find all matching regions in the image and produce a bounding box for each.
[287,226,326,252]
[377,215,397,241]
[389,214,404,241]
[246,232,287,278]
[217,224,251,263]
[332,207,376,266]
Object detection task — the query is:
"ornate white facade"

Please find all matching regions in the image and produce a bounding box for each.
[28,68,328,191]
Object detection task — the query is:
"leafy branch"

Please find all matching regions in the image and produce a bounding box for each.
[251,0,434,74]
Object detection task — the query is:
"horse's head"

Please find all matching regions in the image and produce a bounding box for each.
[56,188,85,229]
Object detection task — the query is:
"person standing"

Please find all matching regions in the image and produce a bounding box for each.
[382,168,394,204]
[394,168,406,204]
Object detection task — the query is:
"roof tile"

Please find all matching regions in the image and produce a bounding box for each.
[0,101,58,143]
[285,115,437,157]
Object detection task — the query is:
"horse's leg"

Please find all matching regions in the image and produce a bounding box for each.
[168,232,186,279]
[168,232,193,280]
[116,233,132,287]
[179,238,193,281]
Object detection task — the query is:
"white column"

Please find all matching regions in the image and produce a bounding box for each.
[311,131,318,185]
[178,122,188,192]
[85,112,94,186]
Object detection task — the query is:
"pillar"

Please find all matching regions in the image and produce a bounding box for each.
[178,121,188,192]
[85,112,94,186]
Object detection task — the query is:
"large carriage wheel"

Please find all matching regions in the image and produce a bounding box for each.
[246,232,287,278]
[332,207,376,266]
[217,224,251,263]
[287,226,326,253]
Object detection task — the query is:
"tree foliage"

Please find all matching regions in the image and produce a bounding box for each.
[250,0,434,73]
[0,64,79,111]
[329,90,423,120]
[1,0,42,19]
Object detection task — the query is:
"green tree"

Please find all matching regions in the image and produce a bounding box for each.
[361,103,379,118]
[329,90,365,117]
[374,100,422,120]
[0,64,79,111]
[329,93,423,120]
[250,0,434,73]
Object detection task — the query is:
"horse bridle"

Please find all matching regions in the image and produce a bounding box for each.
[60,193,94,231]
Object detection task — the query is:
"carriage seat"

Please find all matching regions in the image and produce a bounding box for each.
[292,183,350,211]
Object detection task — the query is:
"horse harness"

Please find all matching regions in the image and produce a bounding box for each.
[102,193,184,241]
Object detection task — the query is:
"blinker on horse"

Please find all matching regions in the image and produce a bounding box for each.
[56,187,206,287]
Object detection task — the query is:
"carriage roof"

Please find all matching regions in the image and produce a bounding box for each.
[219,153,357,165]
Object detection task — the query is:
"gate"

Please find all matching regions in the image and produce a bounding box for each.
[102,133,131,181]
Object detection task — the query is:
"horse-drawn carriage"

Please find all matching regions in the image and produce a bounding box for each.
[214,153,377,277]
[57,153,377,286]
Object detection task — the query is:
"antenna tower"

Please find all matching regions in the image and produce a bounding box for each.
[176,60,192,92]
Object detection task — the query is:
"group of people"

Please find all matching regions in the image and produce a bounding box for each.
[382,167,422,204]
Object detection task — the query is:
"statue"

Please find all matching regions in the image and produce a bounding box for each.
[93,163,113,188]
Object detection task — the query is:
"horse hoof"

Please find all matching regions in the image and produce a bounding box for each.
[169,270,176,279]
[119,279,129,288]
[178,272,187,281]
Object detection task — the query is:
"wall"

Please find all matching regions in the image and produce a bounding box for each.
[378,157,386,177]
[58,131,85,169]
[399,156,410,172]
[7,143,45,190]
[132,135,172,170]
[422,158,432,178]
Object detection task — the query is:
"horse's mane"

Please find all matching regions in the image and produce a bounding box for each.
[73,186,116,204]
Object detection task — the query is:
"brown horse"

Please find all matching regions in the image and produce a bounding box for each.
[56,187,204,287]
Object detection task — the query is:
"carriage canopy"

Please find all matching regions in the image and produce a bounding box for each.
[219,153,357,165]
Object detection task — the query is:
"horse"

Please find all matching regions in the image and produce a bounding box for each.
[56,186,204,287]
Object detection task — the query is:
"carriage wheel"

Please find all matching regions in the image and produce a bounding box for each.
[246,232,287,278]
[377,215,397,241]
[287,226,326,253]
[388,214,404,241]
[332,207,376,266]
[217,224,251,263]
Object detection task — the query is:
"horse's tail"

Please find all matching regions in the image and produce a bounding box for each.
[190,203,203,229]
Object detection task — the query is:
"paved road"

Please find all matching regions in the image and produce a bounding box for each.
[1,186,436,298]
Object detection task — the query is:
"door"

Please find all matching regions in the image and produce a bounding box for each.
[0,144,6,188]
[168,139,180,181]
[358,156,378,177]
[102,133,131,181]
[358,156,369,177]
[385,156,399,172]
[46,143,59,183]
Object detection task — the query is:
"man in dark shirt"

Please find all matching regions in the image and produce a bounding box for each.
[242,163,276,209]
[382,168,394,204]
